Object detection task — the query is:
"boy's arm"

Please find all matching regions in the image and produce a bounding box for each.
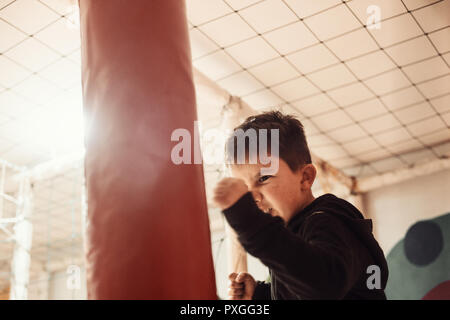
[223,192,363,300]
[252,281,271,300]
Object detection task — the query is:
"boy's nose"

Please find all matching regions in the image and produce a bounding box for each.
[251,191,262,203]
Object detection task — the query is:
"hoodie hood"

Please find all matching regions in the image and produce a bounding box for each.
[287,193,389,290]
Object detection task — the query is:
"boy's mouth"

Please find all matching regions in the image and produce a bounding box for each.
[256,203,276,216]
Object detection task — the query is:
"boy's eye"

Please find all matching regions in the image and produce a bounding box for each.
[258,175,271,183]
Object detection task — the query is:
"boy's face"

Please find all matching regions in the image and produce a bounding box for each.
[230,158,316,223]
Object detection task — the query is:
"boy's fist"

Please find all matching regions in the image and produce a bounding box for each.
[213,178,248,210]
[228,272,256,300]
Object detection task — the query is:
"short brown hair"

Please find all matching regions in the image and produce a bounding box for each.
[225,111,312,172]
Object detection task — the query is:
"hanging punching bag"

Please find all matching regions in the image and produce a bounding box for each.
[79,0,217,299]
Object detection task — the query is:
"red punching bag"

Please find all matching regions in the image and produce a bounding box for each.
[79,0,217,299]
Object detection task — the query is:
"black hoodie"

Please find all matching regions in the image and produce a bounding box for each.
[222,192,389,300]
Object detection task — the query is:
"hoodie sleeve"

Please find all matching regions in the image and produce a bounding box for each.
[223,192,364,299]
[252,281,271,300]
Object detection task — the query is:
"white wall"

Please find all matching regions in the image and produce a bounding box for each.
[47,267,87,300]
[211,230,269,300]
[27,267,87,300]
[363,168,450,255]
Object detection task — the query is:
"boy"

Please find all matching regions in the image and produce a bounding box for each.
[213,111,388,300]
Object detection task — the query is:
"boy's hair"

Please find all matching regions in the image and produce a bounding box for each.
[225,111,312,172]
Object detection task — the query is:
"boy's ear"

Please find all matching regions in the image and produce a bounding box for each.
[300,164,316,189]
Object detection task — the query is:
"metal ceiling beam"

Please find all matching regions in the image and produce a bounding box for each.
[358,157,450,192]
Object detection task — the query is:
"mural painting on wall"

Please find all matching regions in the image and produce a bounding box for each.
[386,212,450,300]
